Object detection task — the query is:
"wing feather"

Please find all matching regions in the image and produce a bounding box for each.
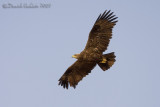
[85,10,118,52]
[58,60,96,89]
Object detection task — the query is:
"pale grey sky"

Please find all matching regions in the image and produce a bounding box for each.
[0,0,160,107]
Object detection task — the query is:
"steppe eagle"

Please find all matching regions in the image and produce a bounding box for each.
[58,10,118,89]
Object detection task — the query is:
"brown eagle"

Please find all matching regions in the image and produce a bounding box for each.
[58,10,118,89]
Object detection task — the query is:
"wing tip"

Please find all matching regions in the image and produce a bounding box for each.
[58,79,69,89]
[96,10,118,23]
[58,79,78,89]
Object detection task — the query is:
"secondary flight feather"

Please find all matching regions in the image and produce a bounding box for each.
[58,10,118,89]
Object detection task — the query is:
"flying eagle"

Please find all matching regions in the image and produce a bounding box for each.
[58,10,118,89]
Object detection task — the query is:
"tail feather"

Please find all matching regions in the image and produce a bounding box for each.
[98,52,116,71]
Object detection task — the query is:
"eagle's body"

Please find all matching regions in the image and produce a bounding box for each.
[58,10,118,89]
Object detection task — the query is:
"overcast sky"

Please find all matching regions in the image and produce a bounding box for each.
[0,0,160,107]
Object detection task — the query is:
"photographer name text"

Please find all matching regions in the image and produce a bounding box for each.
[2,3,51,9]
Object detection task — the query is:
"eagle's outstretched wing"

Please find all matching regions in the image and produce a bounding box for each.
[58,60,96,89]
[84,10,118,52]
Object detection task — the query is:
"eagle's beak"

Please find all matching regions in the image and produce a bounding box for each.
[72,54,79,59]
[72,55,76,58]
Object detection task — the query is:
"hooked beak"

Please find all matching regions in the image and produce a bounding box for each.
[72,55,76,58]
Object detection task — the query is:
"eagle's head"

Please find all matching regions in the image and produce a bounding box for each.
[72,54,80,59]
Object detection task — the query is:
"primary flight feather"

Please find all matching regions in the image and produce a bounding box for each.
[58,10,118,89]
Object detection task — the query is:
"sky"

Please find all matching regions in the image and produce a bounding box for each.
[0,0,160,107]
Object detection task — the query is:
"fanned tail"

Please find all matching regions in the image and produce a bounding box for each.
[98,52,116,71]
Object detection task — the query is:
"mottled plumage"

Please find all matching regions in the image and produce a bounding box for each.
[58,10,118,89]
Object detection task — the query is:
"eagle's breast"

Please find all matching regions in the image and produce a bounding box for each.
[79,48,102,62]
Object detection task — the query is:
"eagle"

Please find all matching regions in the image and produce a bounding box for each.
[58,10,118,89]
